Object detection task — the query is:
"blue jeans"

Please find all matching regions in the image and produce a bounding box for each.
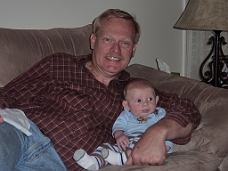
[0,120,67,171]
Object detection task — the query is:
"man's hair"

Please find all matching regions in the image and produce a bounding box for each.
[92,9,141,44]
[123,78,156,99]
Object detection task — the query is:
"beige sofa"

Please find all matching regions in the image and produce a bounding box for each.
[0,24,227,171]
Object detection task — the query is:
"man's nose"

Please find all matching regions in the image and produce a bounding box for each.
[111,42,121,53]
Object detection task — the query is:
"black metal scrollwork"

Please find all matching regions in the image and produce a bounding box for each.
[199,31,228,89]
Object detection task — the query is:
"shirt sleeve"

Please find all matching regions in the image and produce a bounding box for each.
[112,109,129,136]
[0,56,51,109]
[0,89,10,108]
[155,89,201,145]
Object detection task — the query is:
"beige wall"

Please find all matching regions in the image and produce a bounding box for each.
[0,0,187,75]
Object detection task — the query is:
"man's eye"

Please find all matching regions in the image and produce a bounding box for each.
[120,41,131,47]
[136,99,141,103]
[103,37,113,43]
[122,41,129,45]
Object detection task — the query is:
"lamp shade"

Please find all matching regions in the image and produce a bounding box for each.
[174,0,228,31]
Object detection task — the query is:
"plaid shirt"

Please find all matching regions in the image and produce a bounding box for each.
[0,53,200,171]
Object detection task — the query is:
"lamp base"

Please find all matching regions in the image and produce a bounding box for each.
[199,30,228,88]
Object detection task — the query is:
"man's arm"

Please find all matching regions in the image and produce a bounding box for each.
[155,89,201,144]
[126,89,201,166]
[126,118,192,166]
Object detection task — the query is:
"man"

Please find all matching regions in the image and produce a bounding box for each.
[0,9,201,171]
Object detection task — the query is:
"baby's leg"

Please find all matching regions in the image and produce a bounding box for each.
[125,148,132,157]
[73,149,105,170]
[166,145,171,152]
[101,148,131,165]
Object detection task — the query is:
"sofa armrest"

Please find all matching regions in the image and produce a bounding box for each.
[126,64,228,160]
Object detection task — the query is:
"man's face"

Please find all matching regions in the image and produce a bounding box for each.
[90,17,138,76]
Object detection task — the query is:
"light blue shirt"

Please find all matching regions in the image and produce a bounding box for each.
[112,107,173,153]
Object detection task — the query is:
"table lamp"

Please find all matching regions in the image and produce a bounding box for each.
[173,0,228,88]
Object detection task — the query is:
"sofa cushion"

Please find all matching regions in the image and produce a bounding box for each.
[99,151,221,171]
[0,24,92,87]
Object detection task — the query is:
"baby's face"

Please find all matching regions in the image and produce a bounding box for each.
[124,87,158,118]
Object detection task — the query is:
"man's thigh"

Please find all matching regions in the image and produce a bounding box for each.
[0,122,22,171]
[16,137,67,171]
[15,120,67,171]
[0,120,67,171]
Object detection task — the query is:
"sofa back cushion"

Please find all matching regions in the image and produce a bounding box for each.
[0,24,92,87]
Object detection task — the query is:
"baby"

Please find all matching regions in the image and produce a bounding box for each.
[74,78,173,170]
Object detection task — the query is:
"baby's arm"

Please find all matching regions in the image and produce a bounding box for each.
[114,130,130,151]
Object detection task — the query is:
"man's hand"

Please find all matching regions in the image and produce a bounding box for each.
[125,125,166,166]
[125,118,192,166]
[0,116,4,123]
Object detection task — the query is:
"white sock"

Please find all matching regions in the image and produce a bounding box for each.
[101,148,127,165]
[73,149,101,170]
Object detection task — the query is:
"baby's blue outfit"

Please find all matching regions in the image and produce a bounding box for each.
[93,107,173,158]
[112,107,173,152]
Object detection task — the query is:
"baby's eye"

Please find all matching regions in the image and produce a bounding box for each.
[148,97,153,101]
[136,99,141,103]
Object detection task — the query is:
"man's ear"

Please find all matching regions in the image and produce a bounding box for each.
[155,96,159,105]
[90,34,96,50]
[122,100,130,110]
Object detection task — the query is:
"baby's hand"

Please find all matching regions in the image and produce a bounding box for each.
[116,134,130,151]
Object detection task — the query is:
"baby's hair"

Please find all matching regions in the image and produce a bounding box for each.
[123,78,156,99]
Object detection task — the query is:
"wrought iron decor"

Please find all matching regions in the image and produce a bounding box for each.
[199,31,228,89]
[173,0,228,88]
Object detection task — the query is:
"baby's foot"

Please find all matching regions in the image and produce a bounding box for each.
[101,148,127,165]
[73,149,101,170]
